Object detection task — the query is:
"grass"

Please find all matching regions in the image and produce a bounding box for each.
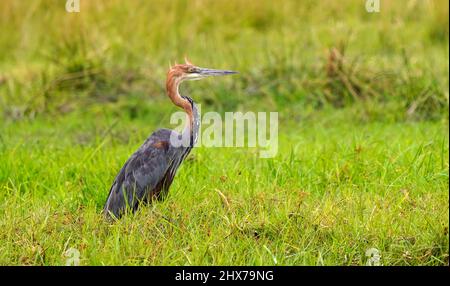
[0,0,448,265]
[0,106,448,265]
[1,0,448,120]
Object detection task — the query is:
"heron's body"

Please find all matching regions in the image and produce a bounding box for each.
[103,59,235,219]
[104,101,199,218]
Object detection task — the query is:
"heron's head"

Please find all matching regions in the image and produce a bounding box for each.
[168,58,237,82]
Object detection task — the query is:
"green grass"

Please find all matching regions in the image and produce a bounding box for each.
[0,0,448,265]
[0,0,448,121]
[0,107,448,265]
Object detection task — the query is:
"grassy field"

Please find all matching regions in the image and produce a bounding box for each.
[0,0,448,265]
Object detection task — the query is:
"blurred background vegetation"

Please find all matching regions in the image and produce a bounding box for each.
[0,0,448,123]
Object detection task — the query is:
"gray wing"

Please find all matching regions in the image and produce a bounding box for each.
[103,128,182,219]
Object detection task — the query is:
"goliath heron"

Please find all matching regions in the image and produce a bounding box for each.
[103,59,237,219]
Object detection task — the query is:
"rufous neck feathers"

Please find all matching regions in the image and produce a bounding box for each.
[166,71,193,131]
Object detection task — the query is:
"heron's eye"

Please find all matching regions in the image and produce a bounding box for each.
[187,67,196,73]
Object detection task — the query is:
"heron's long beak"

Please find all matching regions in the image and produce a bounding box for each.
[197,67,238,77]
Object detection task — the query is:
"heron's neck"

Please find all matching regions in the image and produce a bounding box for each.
[166,76,193,133]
